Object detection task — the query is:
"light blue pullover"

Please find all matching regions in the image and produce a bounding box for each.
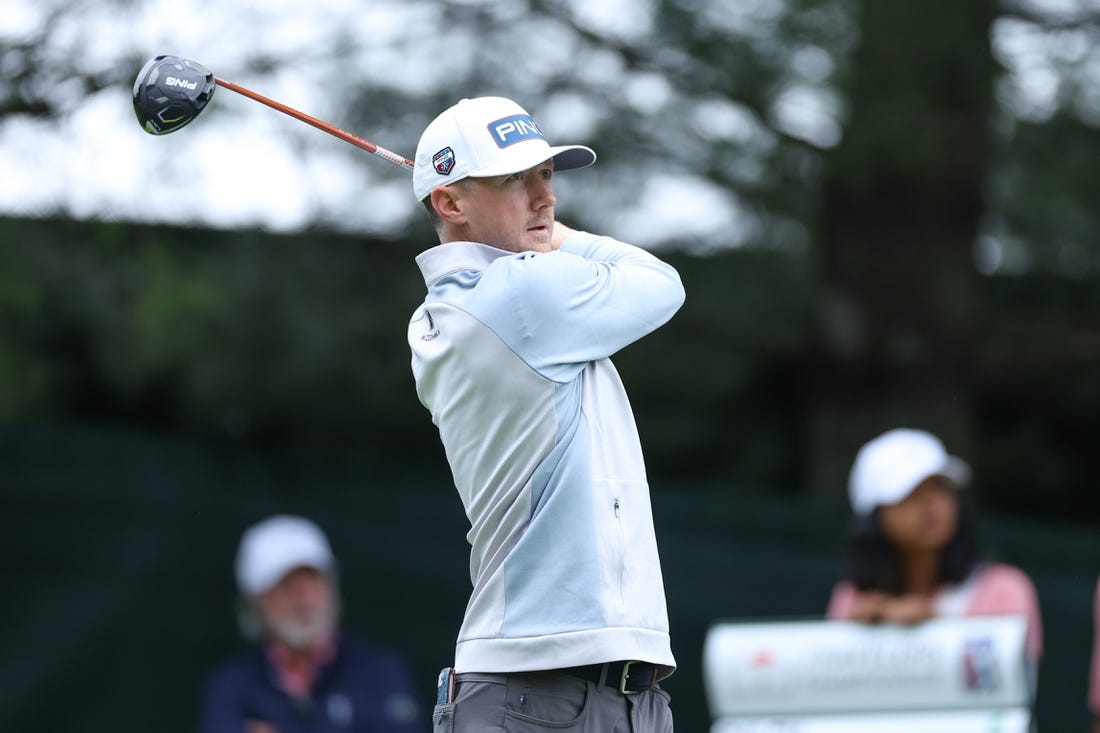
[408,231,684,677]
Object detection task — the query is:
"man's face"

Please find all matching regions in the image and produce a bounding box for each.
[256,566,337,651]
[453,160,557,253]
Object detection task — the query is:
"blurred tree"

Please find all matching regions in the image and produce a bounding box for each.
[803,0,998,492]
[1,0,1098,512]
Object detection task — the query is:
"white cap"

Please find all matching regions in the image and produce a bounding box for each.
[235,515,334,596]
[848,428,971,516]
[413,96,596,201]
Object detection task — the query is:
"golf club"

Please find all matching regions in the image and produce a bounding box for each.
[133,54,414,170]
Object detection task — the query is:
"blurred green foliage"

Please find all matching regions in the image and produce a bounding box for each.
[1,220,428,450]
[0,217,814,482]
[1,2,1097,512]
[2,215,1097,520]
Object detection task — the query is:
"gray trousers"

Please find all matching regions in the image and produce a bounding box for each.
[432,670,674,732]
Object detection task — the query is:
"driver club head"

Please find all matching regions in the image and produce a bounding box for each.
[133,55,216,135]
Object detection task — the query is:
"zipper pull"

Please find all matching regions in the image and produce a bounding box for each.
[614,498,621,518]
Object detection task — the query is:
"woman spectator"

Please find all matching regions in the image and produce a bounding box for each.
[827,428,1043,693]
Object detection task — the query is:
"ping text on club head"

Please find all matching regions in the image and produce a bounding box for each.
[165,76,198,90]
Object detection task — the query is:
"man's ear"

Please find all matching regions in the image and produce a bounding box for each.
[430,186,465,224]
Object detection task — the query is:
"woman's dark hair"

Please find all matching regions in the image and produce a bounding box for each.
[844,492,984,595]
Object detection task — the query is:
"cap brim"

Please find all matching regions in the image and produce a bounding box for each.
[549,145,597,171]
[940,455,972,489]
[469,144,596,179]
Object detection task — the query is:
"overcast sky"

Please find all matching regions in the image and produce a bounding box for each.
[0,0,1082,248]
[4,0,721,242]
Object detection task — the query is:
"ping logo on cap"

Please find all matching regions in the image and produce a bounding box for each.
[488,115,545,148]
[433,146,456,176]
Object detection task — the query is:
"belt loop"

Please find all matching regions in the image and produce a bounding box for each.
[597,662,610,687]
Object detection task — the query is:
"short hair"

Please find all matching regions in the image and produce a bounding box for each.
[842,493,984,594]
[421,179,475,232]
[422,197,442,229]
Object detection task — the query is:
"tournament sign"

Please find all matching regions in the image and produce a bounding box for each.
[703,615,1031,733]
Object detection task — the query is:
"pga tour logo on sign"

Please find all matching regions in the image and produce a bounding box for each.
[962,637,1000,693]
[488,115,545,148]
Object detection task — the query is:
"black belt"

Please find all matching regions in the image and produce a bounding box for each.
[561,661,657,694]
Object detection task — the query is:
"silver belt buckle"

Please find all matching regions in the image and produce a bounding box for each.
[619,661,638,695]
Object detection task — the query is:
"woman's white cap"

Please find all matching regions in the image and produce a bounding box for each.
[413,96,596,201]
[848,428,972,516]
[234,515,334,596]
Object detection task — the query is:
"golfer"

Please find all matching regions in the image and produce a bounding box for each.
[407,96,684,732]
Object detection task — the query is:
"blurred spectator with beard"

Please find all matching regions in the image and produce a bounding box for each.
[196,515,426,733]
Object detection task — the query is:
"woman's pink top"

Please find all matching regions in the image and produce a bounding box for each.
[1089,576,1100,715]
[826,562,1043,662]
